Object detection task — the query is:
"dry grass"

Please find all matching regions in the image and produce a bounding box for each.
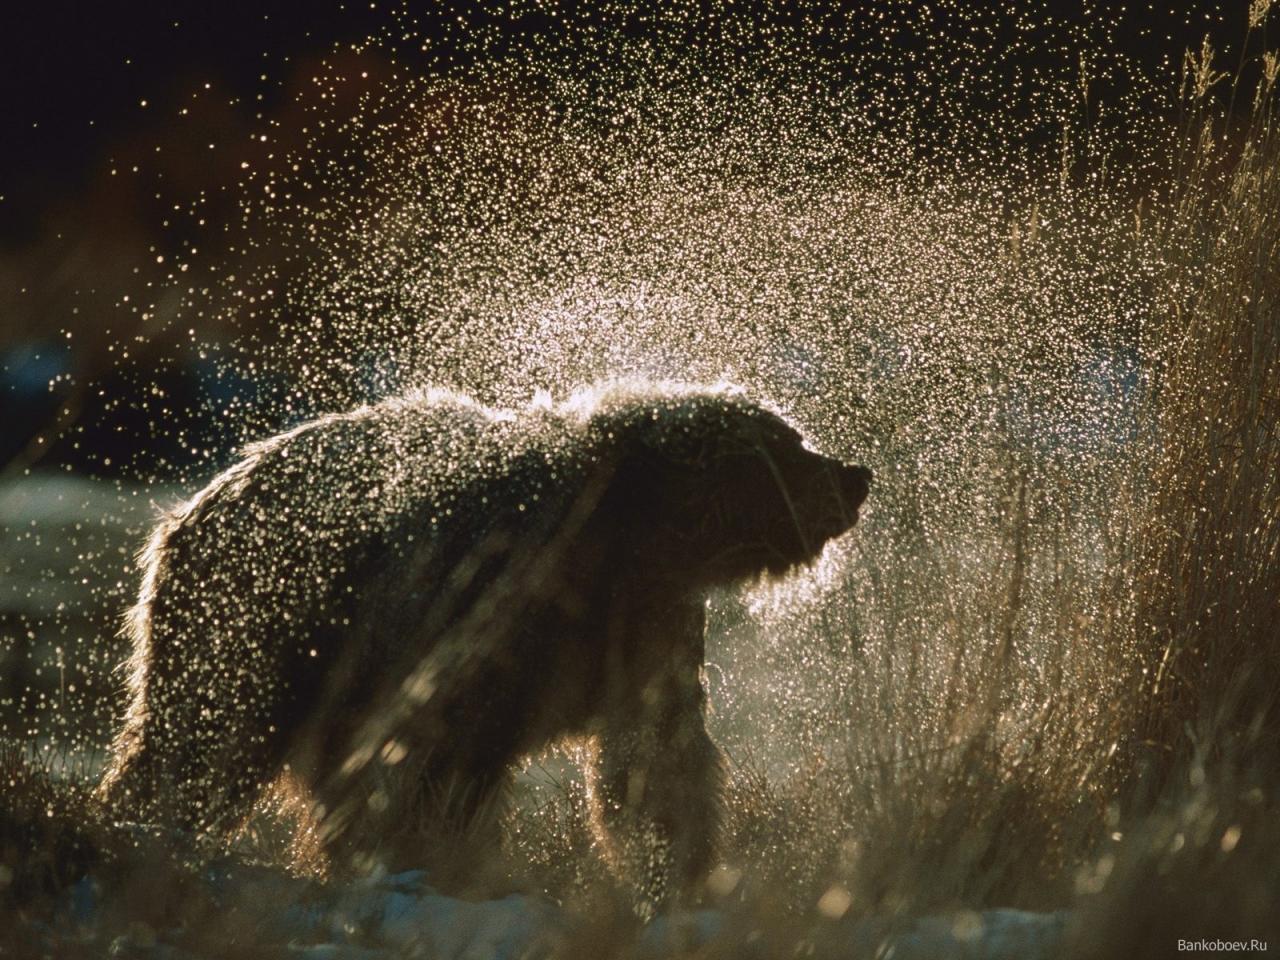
[1129,44,1280,769]
[1067,40,1280,954]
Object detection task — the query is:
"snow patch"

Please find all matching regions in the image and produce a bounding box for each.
[51,865,1070,959]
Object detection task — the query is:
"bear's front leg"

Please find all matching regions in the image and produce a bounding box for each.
[586,600,724,914]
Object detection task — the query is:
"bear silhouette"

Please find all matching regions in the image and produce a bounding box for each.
[98,382,871,905]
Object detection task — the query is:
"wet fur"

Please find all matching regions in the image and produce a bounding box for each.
[97,382,871,904]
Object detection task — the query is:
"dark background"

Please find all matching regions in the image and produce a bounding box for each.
[0,1,1238,245]
[0,1,1246,478]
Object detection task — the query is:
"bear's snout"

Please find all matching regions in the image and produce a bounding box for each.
[806,461,872,539]
[839,464,872,515]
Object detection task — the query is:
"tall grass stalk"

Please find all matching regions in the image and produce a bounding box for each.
[1128,41,1280,773]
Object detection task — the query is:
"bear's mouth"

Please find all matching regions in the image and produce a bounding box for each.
[811,462,872,540]
[756,461,870,574]
[837,463,873,510]
[817,508,861,541]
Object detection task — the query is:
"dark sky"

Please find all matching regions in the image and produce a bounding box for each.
[0,1,1243,245]
[2,1,403,242]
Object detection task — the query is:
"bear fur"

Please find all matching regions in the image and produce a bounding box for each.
[97,382,871,904]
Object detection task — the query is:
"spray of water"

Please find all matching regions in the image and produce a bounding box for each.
[174,5,1165,790]
[3,0,1277,944]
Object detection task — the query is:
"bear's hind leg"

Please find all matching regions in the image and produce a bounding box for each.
[99,662,298,847]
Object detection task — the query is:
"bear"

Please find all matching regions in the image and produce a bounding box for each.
[96,381,871,906]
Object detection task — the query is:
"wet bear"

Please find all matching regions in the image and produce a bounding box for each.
[97,382,871,904]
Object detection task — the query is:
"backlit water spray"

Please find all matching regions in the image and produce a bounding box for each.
[5,1,1272,937]
[188,6,1161,787]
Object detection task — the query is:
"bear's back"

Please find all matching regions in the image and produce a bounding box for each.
[142,392,590,662]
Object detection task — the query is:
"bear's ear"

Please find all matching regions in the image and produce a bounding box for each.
[588,393,775,474]
[589,405,701,466]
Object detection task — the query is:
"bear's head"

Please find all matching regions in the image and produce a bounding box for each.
[587,386,871,591]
